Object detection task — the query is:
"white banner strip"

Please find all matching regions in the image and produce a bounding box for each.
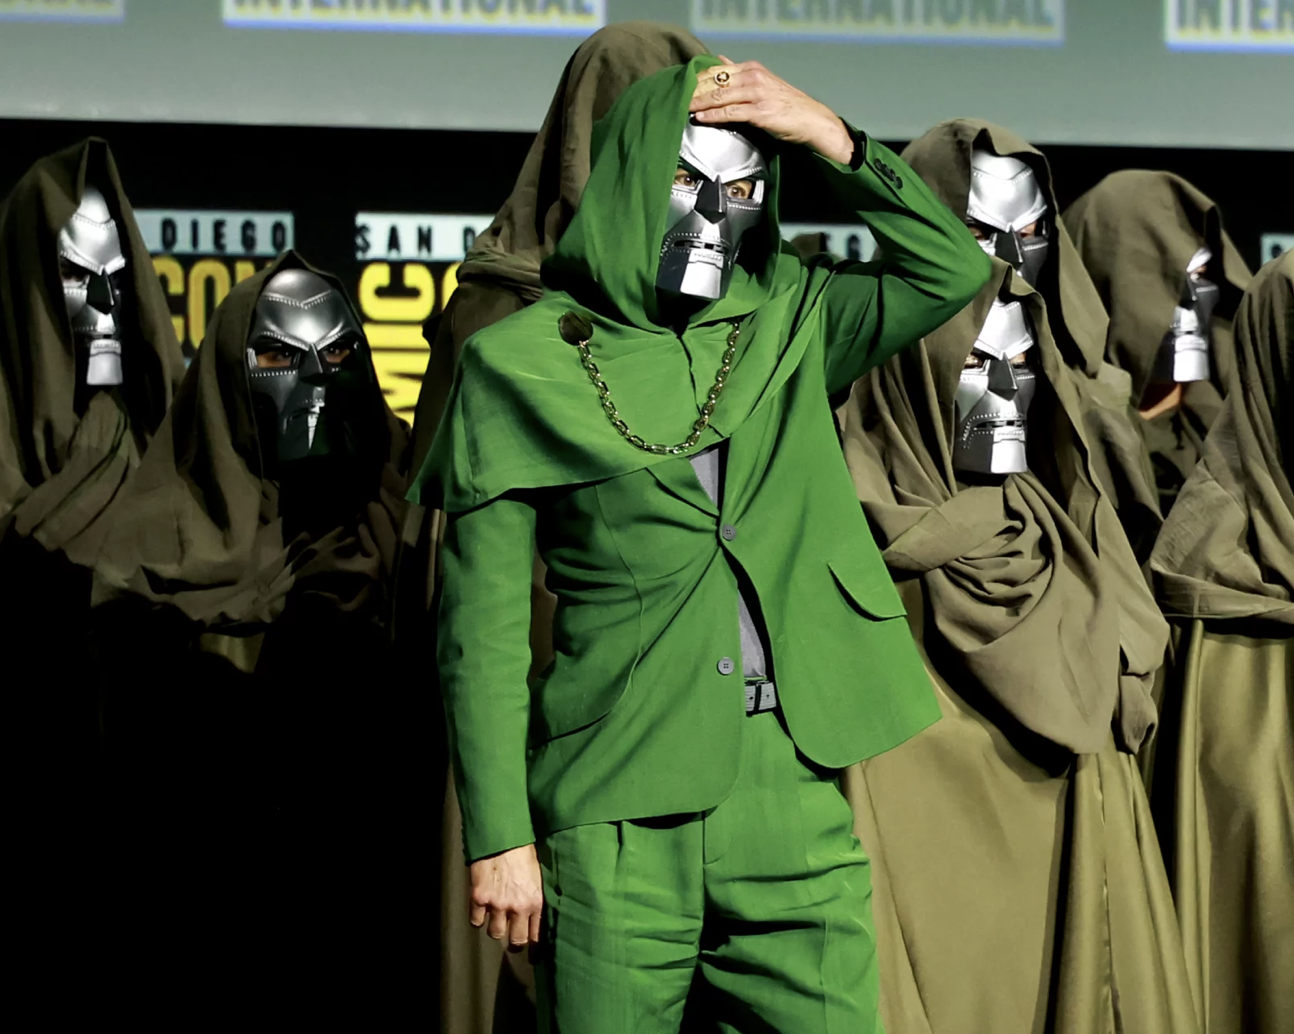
[135,210,294,257]
[1166,0,1294,51]
[224,0,604,35]
[0,0,123,20]
[692,0,1064,44]
[355,213,496,262]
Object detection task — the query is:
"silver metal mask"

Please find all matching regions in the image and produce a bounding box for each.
[656,121,768,301]
[967,151,1050,287]
[58,185,128,386]
[953,298,1039,476]
[246,269,373,464]
[1150,246,1219,385]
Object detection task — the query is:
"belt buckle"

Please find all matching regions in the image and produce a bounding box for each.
[744,680,777,716]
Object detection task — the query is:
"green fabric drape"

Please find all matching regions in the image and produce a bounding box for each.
[1146,251,1293,1034]
[397,27,706,1034]
[900,119,1162,561]
[838,258,1195,1033]
[1064,171,1253,516]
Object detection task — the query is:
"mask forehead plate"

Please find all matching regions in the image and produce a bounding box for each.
[58,185,126,276]
[973,298,1035,360]
[250,268,361,350]
[679,121,767,185]
[967,151,1048,233]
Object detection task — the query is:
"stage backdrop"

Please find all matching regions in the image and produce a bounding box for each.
[0,0,1291,149]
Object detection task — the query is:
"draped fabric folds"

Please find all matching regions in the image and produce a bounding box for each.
[1147,250,1294,1034]
[837,258,1195,1033]
[1064,171,1252,516]
[900,119,1162,562]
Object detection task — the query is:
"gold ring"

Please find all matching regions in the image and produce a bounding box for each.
[714,69,731,87]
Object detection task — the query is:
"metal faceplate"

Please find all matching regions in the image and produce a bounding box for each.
[59,185,128,386]
[953,298,1039,476]
[657,121,768,301]
[245,268,370,463]
[967,151,1051,287]
[1150,247,1220,385]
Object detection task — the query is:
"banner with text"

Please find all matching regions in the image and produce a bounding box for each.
[1166,0,1294,50]
[138,209,295,358]
[692,0,1064,44]
[223,0,604,35]
[1260,233,1293,262]
[354,212,494,419]
[0,0,122,20]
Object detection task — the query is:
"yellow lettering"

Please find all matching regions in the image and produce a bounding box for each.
[234,260,259,283]
[359,262,435,322]
[441,262,461,307]
[188,260,232,350]
[153,256,187,346]
[369,342,430,420]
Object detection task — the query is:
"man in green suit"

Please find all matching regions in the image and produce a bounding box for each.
[413,53,991,1032]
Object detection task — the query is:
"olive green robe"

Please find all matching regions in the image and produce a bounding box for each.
[1149,250,1294,1034]
[90,251,419,1011]
[900,120,1163,563]
[839,259,1198,1034]
[0,139,184,857]
[1064,171,1253,516]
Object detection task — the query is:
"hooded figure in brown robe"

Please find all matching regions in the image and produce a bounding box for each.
[898,120,1162,562]
[838,257,1198,1034]
[1148,250,1293,1034]
[1065,171,1253,516]
[91,251,417,1010]
[1,139,184,847]
[392,23,707,1034]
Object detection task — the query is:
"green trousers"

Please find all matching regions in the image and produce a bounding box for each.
[536,710,880,1034]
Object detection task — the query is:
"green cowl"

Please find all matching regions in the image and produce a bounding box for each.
[412,55,839,513]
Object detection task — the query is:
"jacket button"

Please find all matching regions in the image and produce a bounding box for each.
[718,657,735,676]
[720,523,737,541]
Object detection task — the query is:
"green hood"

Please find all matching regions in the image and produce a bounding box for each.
[415,55,836,512]
[543,55,785,331]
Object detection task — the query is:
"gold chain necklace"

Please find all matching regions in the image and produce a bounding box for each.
[560,312,743,457]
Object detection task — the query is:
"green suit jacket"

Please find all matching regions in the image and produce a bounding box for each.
[425,61,991,861]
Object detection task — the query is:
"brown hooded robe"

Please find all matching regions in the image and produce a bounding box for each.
[1,139,184,843]
[392,24,708,1034]
[899,120,1162,563]
[1148,251,1293,1034]
[838,259,1196,1034]
[90,251,419,1009]
[1065,171,1253,517]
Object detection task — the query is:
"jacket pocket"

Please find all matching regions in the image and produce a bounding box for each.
[828,550,907,620]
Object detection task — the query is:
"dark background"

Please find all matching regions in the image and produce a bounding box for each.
[4,116,1291,279]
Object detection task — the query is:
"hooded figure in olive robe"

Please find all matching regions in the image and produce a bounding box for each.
[1065,171,1253,515]
[838,257,1198,1034]
[91,251,417,1006]
[415,53,990,1032]
[899,120,1163,562]
[1,139,185,839]
[1148,250,1293,1034]
[394,24,708,1034]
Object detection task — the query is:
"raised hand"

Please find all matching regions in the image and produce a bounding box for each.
[689,56,855,165]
